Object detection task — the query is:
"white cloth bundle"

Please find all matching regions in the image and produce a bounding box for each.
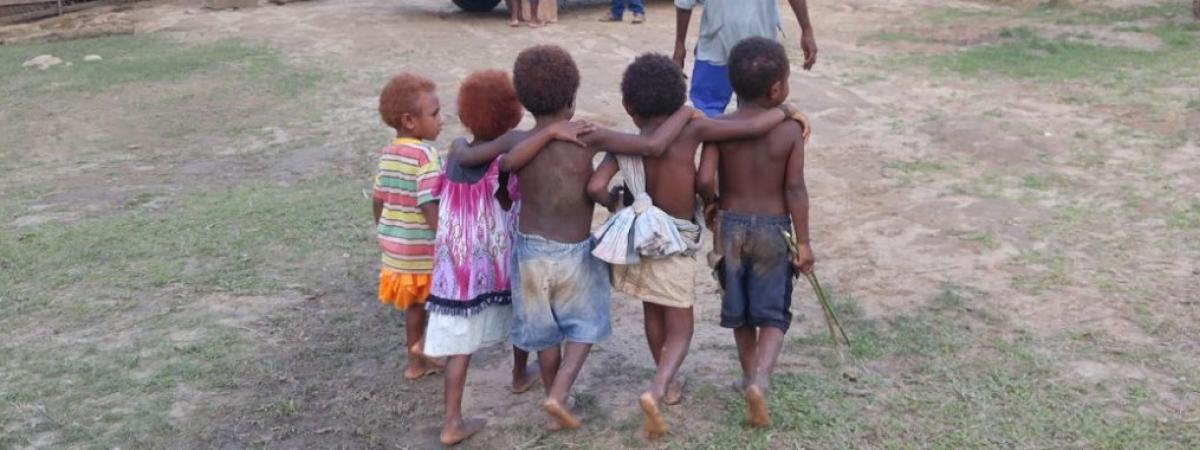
[592,155,697,265]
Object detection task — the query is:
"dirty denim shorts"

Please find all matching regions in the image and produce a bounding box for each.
[715,211,795,332]
[510,230,612,352]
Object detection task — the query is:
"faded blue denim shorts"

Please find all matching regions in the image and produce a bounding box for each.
[510,231,612,352]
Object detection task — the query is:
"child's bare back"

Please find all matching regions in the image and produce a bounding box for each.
[516,137,595,242]
[713,113,805,216]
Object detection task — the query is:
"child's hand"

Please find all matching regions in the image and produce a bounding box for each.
[783,104,812,143]
[703,201,719,231]
[792,243,815,275]
[550,121,596,146]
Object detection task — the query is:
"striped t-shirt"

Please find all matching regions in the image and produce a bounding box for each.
[374,137,442,273]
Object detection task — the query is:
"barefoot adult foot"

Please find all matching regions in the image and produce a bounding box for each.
[639,392,667,440]
[744,385,771,428]
[543,398,581,430]
[440,417,487,446]
[511,364,541,394]
[664,379,686,405]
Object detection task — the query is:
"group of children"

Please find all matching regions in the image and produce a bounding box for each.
[372,37,814,446]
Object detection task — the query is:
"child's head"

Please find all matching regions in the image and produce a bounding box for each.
[728,37,791,107]
[620,53,687,121]
[457,70,523,141]
[513,45,580,119]
[379,73,442,140]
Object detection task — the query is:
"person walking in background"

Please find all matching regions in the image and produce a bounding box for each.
[673,0,818,117]
[599,0,645,24]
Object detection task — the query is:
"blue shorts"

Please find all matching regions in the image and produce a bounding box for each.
[715,211,795,332]
[510,231,612,352]
[689,59,734,118]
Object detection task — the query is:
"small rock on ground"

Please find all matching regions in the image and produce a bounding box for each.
[22,54,62,70]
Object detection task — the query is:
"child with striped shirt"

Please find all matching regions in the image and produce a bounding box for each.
[373,73,444,380]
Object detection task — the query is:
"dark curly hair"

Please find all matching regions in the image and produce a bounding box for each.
[457,70,523,141]
[513,45,580,116]
[621,53,686,119]
[380,73,436,131]
[728,37,789,101]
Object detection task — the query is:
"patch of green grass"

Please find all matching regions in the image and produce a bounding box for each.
[683,287,1200,449]
[1048,0,1193,25]
[0,328,247,449]
[965,230,1001,249]
[931,23,1199,82]
[0,35,321,97]
[860,31,930,45]
[923,7,1012,24]
[0,176,372,315]
[1014,247,1072,293]
[1166,201,1200,230]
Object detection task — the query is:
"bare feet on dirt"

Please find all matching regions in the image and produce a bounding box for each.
[663,379,685,405]
[511,364,540,394]
[745,385,771,428]
[639,392,667,440]
[404,344,443,380]
[439,417,487,446]
[403,357,442,380]
[542,397,581,430]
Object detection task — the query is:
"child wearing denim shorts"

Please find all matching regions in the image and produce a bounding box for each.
[697,37,815,429]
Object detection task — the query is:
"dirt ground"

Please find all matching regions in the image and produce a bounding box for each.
[1,0,1198,449]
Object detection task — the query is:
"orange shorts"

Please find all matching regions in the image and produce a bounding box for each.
[379,268,431,310]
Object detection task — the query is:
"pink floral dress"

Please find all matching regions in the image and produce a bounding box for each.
[423,157,519,357]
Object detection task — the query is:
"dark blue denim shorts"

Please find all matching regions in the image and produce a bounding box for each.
[715,211,795,332]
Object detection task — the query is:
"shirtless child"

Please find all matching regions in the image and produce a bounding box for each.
[586,53,808,440]
[697,37,815,429]
[455,45,697,431]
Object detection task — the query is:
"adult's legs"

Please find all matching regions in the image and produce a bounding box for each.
[611,0,628,19]
[628,0,644,15]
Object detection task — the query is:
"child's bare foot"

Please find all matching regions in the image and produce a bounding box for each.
[508,19,520,27]
[403,358,442,380]
[528,19,543,28]
[542,397,581,430]
[439,417,487,446]
[664,379,686,405]
[511,364,540,394]
[404,345,444,380]
[744,385,771,428]
[638,392,667,440]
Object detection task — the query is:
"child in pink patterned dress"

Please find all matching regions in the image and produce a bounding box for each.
[423,70,591,446]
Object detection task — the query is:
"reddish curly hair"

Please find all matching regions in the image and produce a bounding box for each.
[379,73,436,131]
[513,45,580,116]
[457,70,523,141]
